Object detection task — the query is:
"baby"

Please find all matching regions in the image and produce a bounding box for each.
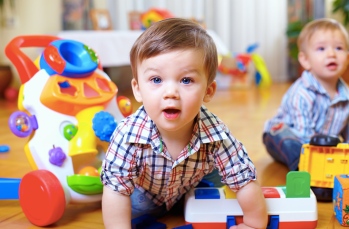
[101,18,267,229]
[263,18,349,171]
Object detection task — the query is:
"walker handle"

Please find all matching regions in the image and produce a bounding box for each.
[5,35,61,84]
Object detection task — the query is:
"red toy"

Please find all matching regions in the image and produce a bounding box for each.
[4,87,19,102]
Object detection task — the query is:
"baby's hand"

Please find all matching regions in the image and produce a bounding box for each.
[229,223,255,229]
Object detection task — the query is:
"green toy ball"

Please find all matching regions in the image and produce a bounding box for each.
[63,124,78,141]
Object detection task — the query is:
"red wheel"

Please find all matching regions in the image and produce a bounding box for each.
[19,170,66,226]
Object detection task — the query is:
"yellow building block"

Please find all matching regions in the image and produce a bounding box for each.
[223,186,237,199]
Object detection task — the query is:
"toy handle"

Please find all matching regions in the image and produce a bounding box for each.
[5,35,61,84]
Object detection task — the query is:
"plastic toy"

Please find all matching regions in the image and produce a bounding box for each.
[140,8,175,29]
[131,214,166,229]
[5,35,132,226]
[299,135,346,201]
[184,171,317,229]
[216,44,272,89]
[0,145,10,153]
[4,86,19,102]
[0,178,21,199]
[333,175,349,226]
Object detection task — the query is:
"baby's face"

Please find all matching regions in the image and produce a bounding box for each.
[132,49,216,134]
[304,29,349,82]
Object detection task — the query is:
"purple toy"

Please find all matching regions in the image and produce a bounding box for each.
[48,146,66,166]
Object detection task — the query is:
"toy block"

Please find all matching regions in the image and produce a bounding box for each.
[333,175,349,226]
[131,214,166,229]
[173,224,194,229]
[267,216,279,229]
[223,186,237,199]
[196,179,215,187]
[227,216,236,227]
[0,178,21,199]
[261,187,280,198]
[286,171,310,198]
[194,188,220,199]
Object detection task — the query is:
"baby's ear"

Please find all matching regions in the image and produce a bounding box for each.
[298,51,311,70]
[203,80,217,103]
[131,79,143,103]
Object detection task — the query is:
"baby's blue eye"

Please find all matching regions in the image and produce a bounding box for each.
[182,78,191,84]
[152,77,162,84]
[317,47,324,51]
[336,47,343,50]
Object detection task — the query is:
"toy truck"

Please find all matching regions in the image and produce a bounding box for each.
[299,134,347,201]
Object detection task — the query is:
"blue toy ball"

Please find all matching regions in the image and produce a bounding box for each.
[92,111,117,142]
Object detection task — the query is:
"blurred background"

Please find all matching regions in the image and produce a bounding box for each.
[0,0,346,97]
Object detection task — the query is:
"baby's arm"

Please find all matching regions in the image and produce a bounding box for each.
[102,186,131,229]
[230,181,267,229]
[213,123,267,228]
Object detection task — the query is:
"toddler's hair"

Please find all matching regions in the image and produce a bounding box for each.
[298,18,349,52]
[130,18,218,84]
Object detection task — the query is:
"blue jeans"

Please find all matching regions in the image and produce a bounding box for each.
[130,168,223,219]
[263,124,303,171]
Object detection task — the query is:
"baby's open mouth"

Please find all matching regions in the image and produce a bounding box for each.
[164,109,180,114]
[163,108,180,119]
[327,62,338,69]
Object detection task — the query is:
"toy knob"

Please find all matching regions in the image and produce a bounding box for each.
[92,111,117,142]
[8,111,38,137]
[48,146,66,166]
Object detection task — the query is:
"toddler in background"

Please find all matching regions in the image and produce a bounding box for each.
[263,18,349,171]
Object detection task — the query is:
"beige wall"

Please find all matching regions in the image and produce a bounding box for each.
[0,0,107,88]
[325,0,347,27]
[0,0,62,87]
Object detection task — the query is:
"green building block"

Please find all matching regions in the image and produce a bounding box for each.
[286,171,310,198]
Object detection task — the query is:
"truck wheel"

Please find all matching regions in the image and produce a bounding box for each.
[311,187,333,202]
[310,135,340,146]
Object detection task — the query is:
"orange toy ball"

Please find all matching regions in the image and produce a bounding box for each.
[78,166,99,177]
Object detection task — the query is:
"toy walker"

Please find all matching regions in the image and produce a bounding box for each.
[5,35,132,226]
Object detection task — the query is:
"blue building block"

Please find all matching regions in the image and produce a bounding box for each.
[266,216,279,229]
[0,178,21,199]
[195,188,220,199]
[227,216,236,227]
[131,215,166,229]
[196,179,215,187]
[173,224,193,229]
[226,215,279,229]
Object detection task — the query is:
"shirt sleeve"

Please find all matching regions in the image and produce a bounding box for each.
[101,120,139,196]
[214,126,257,192]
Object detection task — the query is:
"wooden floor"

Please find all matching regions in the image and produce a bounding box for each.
[0,83,340,228]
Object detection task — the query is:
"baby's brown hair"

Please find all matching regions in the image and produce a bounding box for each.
[130,18,218,84]
[298,18,349,52]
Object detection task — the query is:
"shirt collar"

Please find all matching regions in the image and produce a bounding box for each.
[301,71,328,95]
[123,105,227,150]
[301,70,349,102]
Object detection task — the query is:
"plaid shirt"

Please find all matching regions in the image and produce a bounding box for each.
[264,71,349,142]
[101,105,256,210]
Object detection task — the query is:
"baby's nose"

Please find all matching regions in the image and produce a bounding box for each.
[327,48,336,56]
[163,83,179,99]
